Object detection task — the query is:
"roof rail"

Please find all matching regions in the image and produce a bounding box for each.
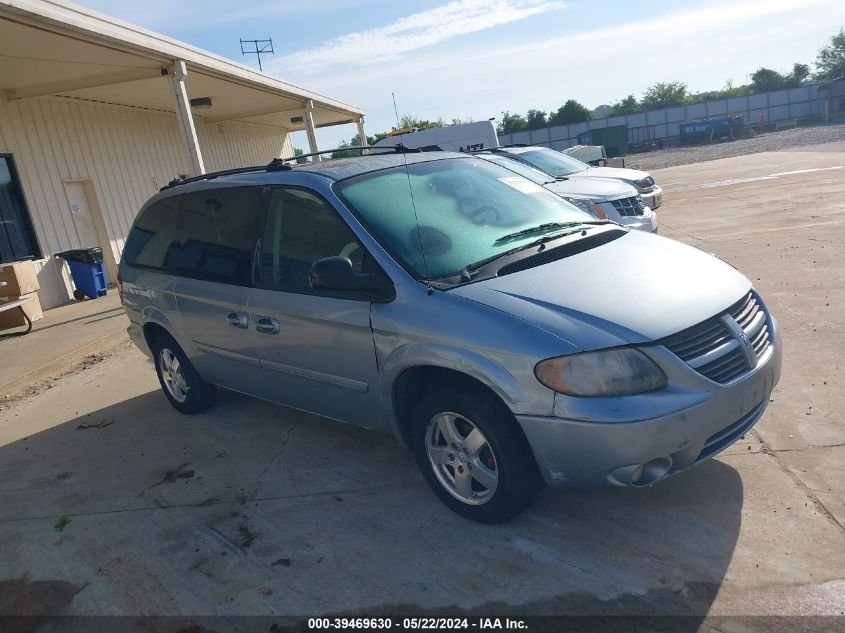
[160,144,422,191]
[277,143,422,164]
[160,157,292,191]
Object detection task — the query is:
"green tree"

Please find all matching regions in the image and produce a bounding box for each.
[497,111,528,134]
[815,29,845,80]
[548,100,592,125]
[525,109,547,130]
[641,81,690,109]
[398,114,444,129]
[610,94,641,116]
[750,68,786,92]
[292,147,307,164]
[787,62,811,86]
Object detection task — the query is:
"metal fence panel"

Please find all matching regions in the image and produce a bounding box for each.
[530,128,550,144]
[769,90,789,106]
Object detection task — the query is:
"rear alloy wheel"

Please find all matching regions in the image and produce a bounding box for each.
[412,388,542,523]
[152,334,215,414]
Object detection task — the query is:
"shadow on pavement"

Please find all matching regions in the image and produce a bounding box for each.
[0,387,744,626]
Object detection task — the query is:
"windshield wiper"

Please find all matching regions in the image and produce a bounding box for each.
[494,222,579,244]
[460,221,612,281]
[494,220,611,244]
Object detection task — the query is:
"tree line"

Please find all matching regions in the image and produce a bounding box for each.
[497,28,844,134]
[308,27,845,154]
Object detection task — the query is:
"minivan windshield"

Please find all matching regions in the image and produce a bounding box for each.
[335,157,597,279]
[511,147,590,177]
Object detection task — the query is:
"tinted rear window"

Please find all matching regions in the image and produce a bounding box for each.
[123,186,263,286]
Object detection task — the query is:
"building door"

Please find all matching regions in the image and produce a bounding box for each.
[63,180,117,283]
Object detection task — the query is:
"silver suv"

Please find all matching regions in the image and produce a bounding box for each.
[119,150,781,523]
[475,152,658,232]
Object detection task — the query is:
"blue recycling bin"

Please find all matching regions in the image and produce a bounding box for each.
[56,247,108,300]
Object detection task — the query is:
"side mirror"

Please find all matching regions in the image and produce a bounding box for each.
[309,256,388,296]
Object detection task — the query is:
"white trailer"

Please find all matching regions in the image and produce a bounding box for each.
[373,120,498,153]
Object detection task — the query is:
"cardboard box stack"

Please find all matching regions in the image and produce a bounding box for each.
[0,260,44,331]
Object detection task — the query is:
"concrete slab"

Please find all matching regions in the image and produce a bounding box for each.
[1,346,843,619]
[0,292,128,397]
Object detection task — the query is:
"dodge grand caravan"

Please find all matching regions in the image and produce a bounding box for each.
[120,150,781,523]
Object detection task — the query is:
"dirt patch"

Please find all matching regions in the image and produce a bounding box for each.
[235,521,260,549]
[0,341,132,404]
[627,123,845,171]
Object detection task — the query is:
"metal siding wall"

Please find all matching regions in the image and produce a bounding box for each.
[0,96,291,309]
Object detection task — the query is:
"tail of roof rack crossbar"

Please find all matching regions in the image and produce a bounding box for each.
[160,144,421,191]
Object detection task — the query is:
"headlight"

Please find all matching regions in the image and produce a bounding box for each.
[563,197,607,219]
[634,176,655,189]
[535,348,666,397]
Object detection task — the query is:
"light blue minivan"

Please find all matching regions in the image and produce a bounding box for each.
[119,150,781,522]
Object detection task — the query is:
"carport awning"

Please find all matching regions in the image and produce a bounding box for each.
[0,0,363,133]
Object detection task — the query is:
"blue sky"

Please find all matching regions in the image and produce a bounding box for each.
[79,0,845,151]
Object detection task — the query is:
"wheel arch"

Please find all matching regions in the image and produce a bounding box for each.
[391,365,522,452]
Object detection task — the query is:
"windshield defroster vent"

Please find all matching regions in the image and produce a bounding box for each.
[497,229,627,277]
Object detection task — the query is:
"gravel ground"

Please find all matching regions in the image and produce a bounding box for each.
[625,123,845,171]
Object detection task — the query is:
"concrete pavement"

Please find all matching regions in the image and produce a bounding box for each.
[0,143,843,628]
[0,292,127,397]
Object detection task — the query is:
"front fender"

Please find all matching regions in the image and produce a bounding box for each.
[379,342,555,448]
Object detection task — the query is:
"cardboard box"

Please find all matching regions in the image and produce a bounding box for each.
[0,292,44,330]
[0,260,40,297]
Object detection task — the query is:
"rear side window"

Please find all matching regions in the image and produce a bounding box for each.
[122,197,180,270]
[123,186,263,286]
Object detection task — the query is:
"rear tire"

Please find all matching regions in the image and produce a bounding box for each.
[152,334,216,414]
[411,387,542,523]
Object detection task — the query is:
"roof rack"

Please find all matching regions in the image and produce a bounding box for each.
[160,157,292,191]
[160,144,423,191]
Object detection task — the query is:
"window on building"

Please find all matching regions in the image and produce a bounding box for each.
[0,155,40,263]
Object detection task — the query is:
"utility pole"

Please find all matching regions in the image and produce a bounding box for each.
[240,38,274,72]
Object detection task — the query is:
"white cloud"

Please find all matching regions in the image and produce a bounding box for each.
[289,0,843,148]
[269,0,566,75]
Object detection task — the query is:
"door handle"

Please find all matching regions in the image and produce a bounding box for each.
[255,316,280,334]
[226,312,249,329]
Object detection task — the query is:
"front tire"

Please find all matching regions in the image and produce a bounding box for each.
[411,387,542,523]
[152,334,216,414]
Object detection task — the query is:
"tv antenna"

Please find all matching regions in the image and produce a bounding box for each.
[240,38,274,71]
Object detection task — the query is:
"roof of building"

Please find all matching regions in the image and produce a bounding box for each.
[0,0,363,130]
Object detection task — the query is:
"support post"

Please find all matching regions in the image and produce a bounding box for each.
[304,100,321,161]
[168,60,205,175]
[357,117,368,153]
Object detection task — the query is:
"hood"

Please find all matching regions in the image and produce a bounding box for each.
[450,229,750,351]
[544,176,638,201]
[582,166,649,183]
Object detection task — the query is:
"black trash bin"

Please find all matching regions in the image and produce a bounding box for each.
[56,247,107,300]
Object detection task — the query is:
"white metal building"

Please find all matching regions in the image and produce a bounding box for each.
[0,0,366,309]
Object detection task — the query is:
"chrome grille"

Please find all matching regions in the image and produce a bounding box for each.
[660,292,772,384]
[609,196,646,217]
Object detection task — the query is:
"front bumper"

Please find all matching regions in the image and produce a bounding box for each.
[615,207,658,233]
[517,317,782,488]
[640,186,663,210]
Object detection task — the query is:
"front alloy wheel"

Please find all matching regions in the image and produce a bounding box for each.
[426,412,498,505]
[412,387,542,523]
